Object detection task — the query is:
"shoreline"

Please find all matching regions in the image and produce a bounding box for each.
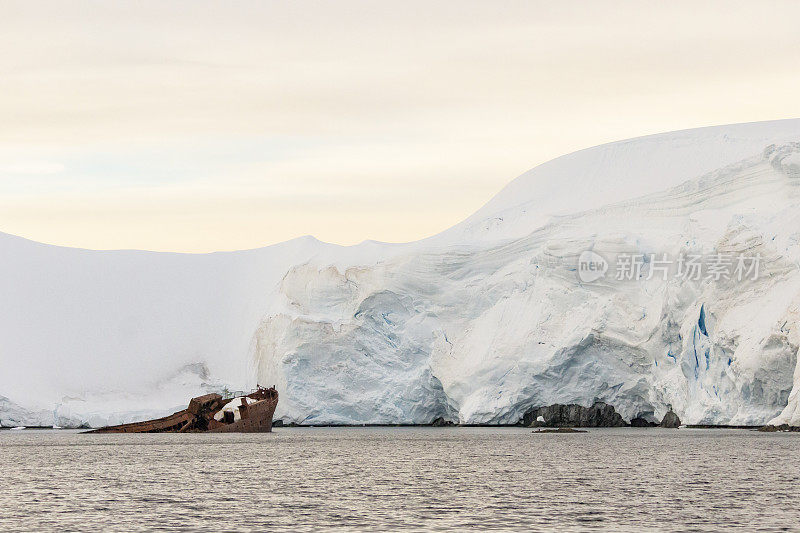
[3,423,791,431]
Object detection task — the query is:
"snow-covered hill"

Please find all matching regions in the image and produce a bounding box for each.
[3,119,800,427]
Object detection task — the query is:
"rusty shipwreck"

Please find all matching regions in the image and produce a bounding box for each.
[88,386,279,433]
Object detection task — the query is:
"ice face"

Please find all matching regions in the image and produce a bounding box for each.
[256,137,800,426]
[2,120,800,427]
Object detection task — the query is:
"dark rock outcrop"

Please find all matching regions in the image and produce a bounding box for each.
[630,417,657,427]
[758,424,800,432]
[430,417,454,427]
[660,410,681,428]
[523,401,627,428]
[271,419,301,427]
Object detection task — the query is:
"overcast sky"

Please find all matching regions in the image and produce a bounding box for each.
[2,0,800,252]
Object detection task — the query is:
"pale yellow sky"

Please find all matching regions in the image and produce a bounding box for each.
[2,1,800,252]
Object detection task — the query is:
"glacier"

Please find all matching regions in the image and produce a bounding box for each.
[2,119,800,428]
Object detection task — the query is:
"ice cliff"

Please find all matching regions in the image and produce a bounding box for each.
[3,119,800,427]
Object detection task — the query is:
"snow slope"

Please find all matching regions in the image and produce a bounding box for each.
[436,119,800,245]
[2,119,800,427]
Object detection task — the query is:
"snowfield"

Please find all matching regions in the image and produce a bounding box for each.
[2,119,800,427]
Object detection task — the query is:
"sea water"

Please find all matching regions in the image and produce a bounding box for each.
[1,427,798,531]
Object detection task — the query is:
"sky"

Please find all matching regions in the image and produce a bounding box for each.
[2,1,800,253]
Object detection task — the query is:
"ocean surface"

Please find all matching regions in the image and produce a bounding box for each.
[1,427,798,532]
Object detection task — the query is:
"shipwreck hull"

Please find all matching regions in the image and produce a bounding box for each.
[88,387,278,434]
[208,397,277,432]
